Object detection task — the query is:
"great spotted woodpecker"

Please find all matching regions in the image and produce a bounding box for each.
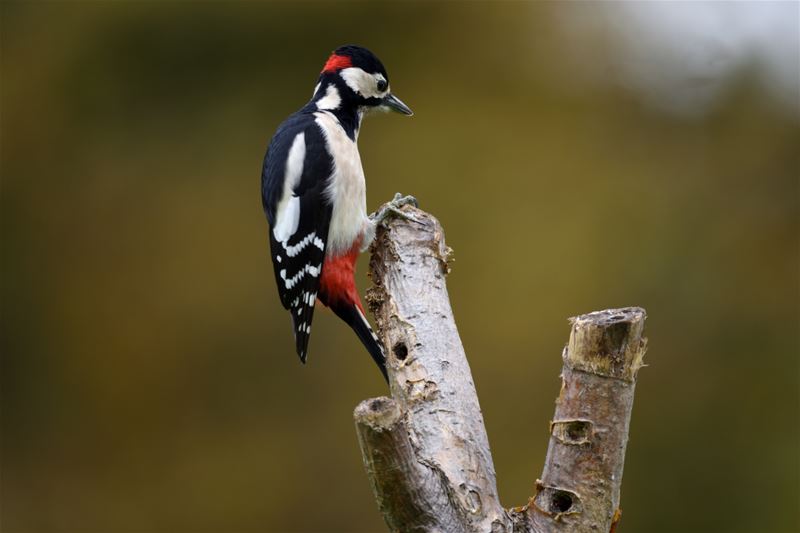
[261,45,413,382]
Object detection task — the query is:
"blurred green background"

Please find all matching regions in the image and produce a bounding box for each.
[2,2,798,532]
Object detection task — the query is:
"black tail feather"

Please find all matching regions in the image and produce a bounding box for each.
[328,302,388,383]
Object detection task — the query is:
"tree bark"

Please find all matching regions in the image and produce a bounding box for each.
[354,203,647,533]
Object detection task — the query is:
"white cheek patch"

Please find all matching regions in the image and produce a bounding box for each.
[316,85,341,110]
[340,67,387,99]
[272,132,305,242]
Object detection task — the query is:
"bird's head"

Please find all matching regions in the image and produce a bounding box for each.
[314,45,413,117]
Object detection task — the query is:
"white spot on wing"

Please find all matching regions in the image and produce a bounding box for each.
[282,267,305,289]
[284,231,317,257]
[281,263,323,289]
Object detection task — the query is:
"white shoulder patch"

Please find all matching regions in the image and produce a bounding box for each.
[272,132,306,242]
[273,196,300,242]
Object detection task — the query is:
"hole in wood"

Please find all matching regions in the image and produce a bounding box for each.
[550,490,573,513]
[534,484,582,517]
[566,421,590,441]
[551,419,592,445]
[393,342,408,360]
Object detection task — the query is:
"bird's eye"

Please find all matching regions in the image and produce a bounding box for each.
[377,79,388,92]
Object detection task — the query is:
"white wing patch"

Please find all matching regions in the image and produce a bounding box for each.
[273,197,299,242]
[272,132,306,242]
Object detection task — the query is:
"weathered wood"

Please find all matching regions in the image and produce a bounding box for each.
[354,202,647,533]
[354,396,463,532]
[528,308,646,533]
[355,205,507,532]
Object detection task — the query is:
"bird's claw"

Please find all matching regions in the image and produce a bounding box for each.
[389,192,418,209]
[370,193,419,226]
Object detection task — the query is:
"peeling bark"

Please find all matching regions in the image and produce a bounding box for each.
[354,202,647,533]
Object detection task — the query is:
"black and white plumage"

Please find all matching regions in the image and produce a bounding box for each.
[261,45,413,381]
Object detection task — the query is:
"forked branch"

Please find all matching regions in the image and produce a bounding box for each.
[354,202,647,533]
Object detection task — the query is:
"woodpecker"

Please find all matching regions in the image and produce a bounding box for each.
[261,45,414,382]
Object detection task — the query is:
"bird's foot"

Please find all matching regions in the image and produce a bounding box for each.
[370,192,419,227]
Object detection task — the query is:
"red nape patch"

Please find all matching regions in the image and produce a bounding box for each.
[319,244,364,311]
[321,54,353,73]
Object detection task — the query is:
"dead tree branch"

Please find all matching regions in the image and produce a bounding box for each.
[354,203,647,533]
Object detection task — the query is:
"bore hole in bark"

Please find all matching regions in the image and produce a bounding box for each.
[534,485,582,517]
[552,419,592,445]
[566,421,590,441]
[551,491,573,513]
[393,342,408,360]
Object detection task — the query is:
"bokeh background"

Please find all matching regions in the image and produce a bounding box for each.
[2,2,798,532]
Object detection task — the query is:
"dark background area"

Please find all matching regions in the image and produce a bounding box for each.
[2,2,798,532]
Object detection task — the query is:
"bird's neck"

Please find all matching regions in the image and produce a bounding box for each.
[308,80,363,141]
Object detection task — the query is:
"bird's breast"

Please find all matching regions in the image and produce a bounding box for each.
[314,111,369,257]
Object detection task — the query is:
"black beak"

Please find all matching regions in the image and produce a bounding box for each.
[383,93,413,116]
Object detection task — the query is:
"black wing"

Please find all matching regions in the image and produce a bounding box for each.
[262,112,333,362]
